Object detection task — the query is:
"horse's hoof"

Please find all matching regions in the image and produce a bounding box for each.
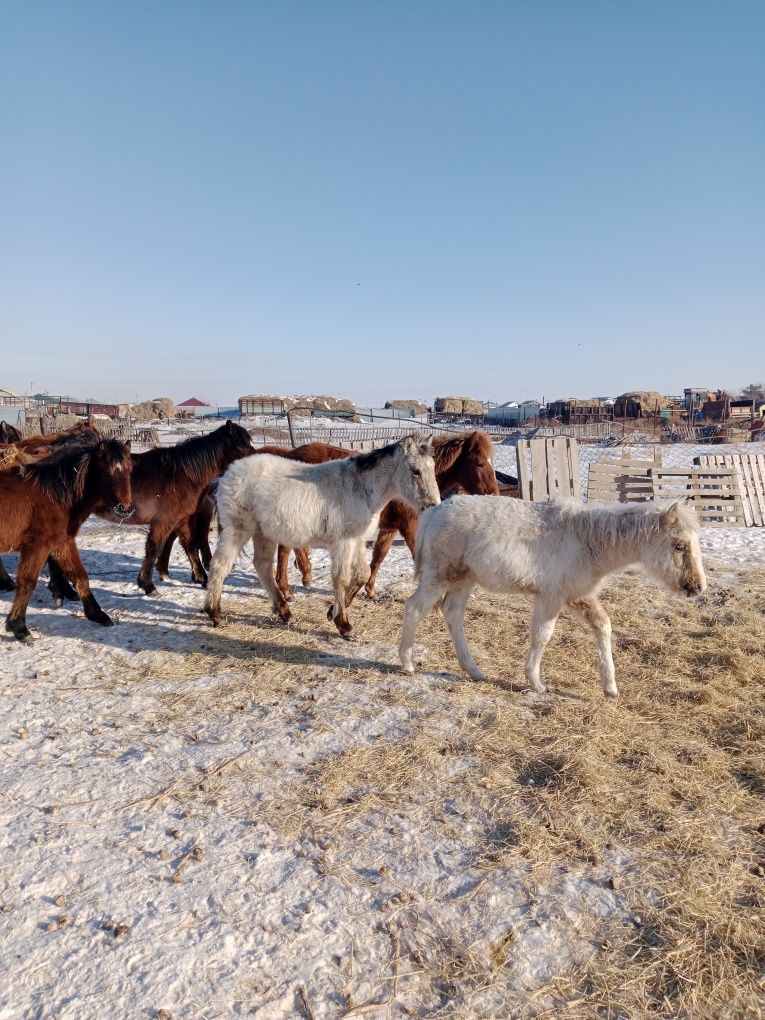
[364,587,376,600]
[603,688,619,699]
[276,606,292,624]
[146,589,161,599]
[95,615,114,627]
[341,631,356,642]
[53,597,64,609]
[0,580,15,593]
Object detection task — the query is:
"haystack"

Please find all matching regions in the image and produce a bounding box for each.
[130,397,179,421]
[384,399,429,414]
[434,396,485,415]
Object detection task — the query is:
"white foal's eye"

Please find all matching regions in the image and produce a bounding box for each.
[412,468,422,476]
[674,543,686,552]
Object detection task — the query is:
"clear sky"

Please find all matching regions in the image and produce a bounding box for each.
[1,1,762,406]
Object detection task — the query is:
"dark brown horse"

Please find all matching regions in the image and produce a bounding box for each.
[0,438,134,642]
[0,425,105,596]
[101,420,254,595]
[0,421,22,444]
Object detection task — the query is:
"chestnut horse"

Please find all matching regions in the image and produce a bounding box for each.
[0,425,105,596]
[0,438,134,642]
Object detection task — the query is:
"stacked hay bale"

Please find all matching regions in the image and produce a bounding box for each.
[384,399,429,415]
[433,396,485,415]
[614,391,672,418]
[238,394,361,420]
[129,397,179,421]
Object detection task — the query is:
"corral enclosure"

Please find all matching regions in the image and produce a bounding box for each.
[1,418,764,1019]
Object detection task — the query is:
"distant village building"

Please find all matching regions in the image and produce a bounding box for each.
[544,398,612,425]
[31,393,128,419]
[486,401,541,424]
[177,396,211,418]
[702,396,765,421]
[612,391,672,419]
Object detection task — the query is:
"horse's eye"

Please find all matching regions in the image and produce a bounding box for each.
[674,543,686,552]
[412,468,422,477]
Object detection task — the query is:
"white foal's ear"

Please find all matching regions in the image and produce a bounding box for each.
[402,436,416,454]
[661,499,684,526]
[417,434,434,456]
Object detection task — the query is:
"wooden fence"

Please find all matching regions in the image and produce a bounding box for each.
[516,438,580,501]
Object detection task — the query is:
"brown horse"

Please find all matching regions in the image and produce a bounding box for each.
[178,432,499,600]
[363,430,499,597]
[100,420,254,595]
[0,438,134,642]
[0,426,105,596]
[0,421,22,444]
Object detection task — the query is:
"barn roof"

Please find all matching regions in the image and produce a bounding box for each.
[177,396,210,407]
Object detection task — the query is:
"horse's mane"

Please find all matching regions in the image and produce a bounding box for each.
[138,423,250,485]
[19,438,126,508]
[432,431,492,474]
[355,442,400,472]
[557,498,700,546]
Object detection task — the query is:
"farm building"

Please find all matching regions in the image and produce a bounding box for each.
[0,386,34,425]
[486,400,541,424]
[703,396,765,421]
[544,398,612,424]
[177,396,212,418]
[31,393,128,418]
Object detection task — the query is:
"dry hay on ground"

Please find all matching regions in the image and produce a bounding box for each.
[118,569,765,1018]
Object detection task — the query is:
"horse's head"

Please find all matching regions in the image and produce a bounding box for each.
[397,435,441,511]
[454,431,500,496]
[89,439,135,518]
[646,500,706,596]
[221,419,254,461]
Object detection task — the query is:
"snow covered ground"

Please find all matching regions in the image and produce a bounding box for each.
[1,520,763,1019]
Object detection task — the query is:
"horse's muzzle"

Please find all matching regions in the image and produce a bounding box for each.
[114,503,136,519]
[684,583,704,596]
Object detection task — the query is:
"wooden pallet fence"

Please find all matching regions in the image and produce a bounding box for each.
[695,453,765,527]
[587,460,655,503]
[516,437,580,501]
[651,467,746,527]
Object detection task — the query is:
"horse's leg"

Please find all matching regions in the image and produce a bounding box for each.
[252,536,291,623]
[441,582,484,680]
[295,548,312,589]
[276,545,294,601]
[52,539,113,626]
[364,527,398,599]
[46,555,79,606]
[204,525,251,625]
[524,597,561,694]
[155,531,177,581]
[137,521,174,595]
[176,518,208,587]
[327,541,356,639]
[5,547,47,643]
[345,540,371,609]
[567,595,617,698]
[197,512,213,570]
[0,557,15,592]
[399,573,447,674]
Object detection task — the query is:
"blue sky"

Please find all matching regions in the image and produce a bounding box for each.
[1,1,762,406]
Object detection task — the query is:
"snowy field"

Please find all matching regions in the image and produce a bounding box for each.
[1,514,764,1018]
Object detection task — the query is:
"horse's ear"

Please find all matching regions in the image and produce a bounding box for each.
[661,499,684,526]
[124,441,132,454]
[94,439,109,458]
[402,436,415,454]
[417,434,434,456]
